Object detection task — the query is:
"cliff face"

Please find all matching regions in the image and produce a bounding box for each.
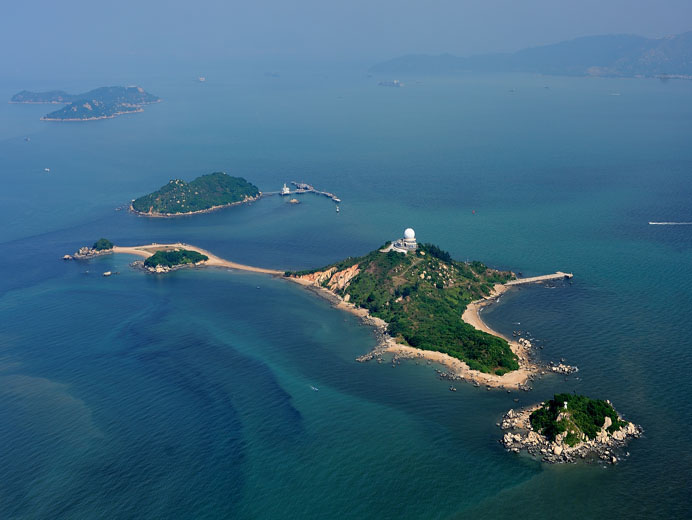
[297,264,360,292]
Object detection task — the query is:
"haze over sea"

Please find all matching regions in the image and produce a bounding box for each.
[1,63,691,519]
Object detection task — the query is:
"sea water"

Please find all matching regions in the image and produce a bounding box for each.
[0,65,691,518]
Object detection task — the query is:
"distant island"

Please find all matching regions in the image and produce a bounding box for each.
[501,393,642,464]
[10,86,160,121]
[131,172,260,216]
[371,31,692,79]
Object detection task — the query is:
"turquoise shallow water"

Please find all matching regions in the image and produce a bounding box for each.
[0,68,691,518]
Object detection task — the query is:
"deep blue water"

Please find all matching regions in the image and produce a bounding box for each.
[1,67,691,518]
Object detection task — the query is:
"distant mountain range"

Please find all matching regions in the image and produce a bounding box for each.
[370,32,692,78]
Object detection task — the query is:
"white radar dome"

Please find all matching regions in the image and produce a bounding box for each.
[404,228,416,239]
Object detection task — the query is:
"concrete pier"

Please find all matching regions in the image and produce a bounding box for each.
[505,272,573,286]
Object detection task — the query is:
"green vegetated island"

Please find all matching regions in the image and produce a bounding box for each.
[131,172,260,216]
[10,86,160,121]
[501,393,642,464]
[286,243,518,375]
[143,249,208,272]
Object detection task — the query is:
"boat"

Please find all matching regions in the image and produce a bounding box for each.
[336,205,340,213]
[310,386,319,392]
[198,76,206,82]
[44,168,50,173]
[281,183,290,196]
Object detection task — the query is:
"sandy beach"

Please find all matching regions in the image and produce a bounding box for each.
[289,271,537,389]
[112,243,283,275]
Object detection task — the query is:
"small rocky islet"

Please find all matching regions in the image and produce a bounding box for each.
[500,393,642,464]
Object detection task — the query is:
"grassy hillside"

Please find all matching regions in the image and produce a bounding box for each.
[287,243,518,374]
[132,172,259,215]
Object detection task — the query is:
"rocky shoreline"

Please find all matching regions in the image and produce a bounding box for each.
[64,246,113,260]
[356,320,578,391]
[130,259,208,274]
[499,405,642,464]
[41,108,144,121]
[129,193,261,218]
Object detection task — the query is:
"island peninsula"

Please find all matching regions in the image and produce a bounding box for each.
[131,172,260,216]
[80,229,572,389]
[10,86,160,121]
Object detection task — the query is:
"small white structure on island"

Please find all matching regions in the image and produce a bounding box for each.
[390,228,418,253]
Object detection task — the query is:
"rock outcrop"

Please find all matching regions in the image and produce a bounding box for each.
[72,246,112,260]
[297,264,360,292]
[500,406,642,464]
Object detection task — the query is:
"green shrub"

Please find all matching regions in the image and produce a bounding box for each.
[92,238,114,250]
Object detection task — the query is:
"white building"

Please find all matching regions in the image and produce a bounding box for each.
[391,228,418,253]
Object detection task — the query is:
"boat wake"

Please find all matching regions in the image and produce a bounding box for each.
[648,222,692,225]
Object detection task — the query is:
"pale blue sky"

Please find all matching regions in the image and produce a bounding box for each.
[2,0,691,72]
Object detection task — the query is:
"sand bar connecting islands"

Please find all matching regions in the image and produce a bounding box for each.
[109,242,572,389]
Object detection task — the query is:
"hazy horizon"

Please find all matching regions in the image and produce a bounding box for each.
[3,0,692,79]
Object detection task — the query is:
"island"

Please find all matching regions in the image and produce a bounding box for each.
[500,393,642,464]
[10,86,160,121]
[143,249,208,273]
[64,238,114,260]
[72,230,573,389]
[285,237,520,376]
[131,172,260,216]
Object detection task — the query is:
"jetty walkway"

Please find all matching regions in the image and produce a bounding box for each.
[505,272,573,286]
[261,182,341,203]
